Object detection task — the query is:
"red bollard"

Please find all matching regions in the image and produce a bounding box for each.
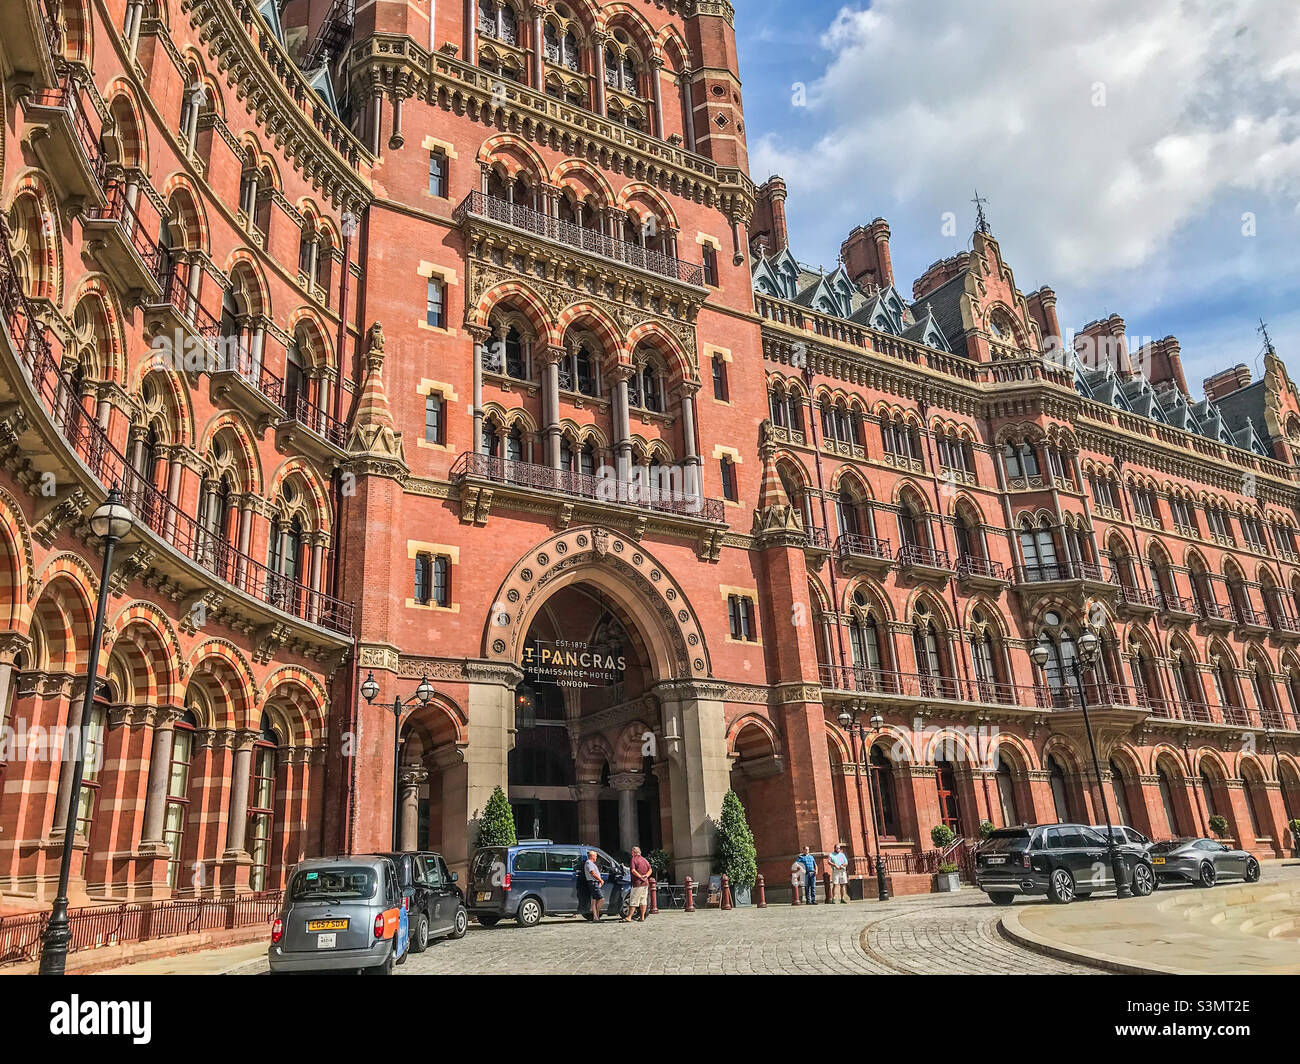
[791,871,801,906]
[648,877,659,915]
[683,876,695,913]
[756,874,767,908]
[721,874,733,910]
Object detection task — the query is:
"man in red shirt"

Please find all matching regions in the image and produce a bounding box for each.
[625,846,652,922]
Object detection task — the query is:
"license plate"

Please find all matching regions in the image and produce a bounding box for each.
[985,856,1006,865]
[316,933,337,949]
[1152,857,1165,864]
[477,891,492,902]
[307,919,348,931]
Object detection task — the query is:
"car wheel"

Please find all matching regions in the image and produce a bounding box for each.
[476,914,500,928]
[1130,862,1155,897]
[517,896,543,927]
[988,892,1015,906]
[1244,858,1260,883]
[1198,861,1217,888]
[367,953,394,976]
[410,914,429,953]
[451,908,468,939]
[1047,867,1076,904]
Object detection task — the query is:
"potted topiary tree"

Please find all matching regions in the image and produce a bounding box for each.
[931,824,960,892]
[1290,819,1300,859]
[1208,814,1230,843]
[477,784,518,848]
[715,789,758,904]
[979,820,995,841]
[647,848,673,884]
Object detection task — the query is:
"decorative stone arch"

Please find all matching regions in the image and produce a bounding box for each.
[261,665,332,747]
[989,732,1037,774]
[196,410,264,494]
[626,320,693,384]
[159,173,210,253]
[902,586,958,633]
[6,170,65,303]
[921,726,980,767]
[827,464,873,498]
[612,718,655,774]
[616,182,681,232]
[575,733,617,783]
[267,456,332,535]
[823,718,853,767]
[549,159,617,207]
[469,278,558,346]
[286,307,336,373]
[187,638,257,730]
[842,576,894,622]
[102,81,150,172]
[26,564,95,672]
[556,302,626,362]
[484,526,711,681]
[32,552,98,610]
[477,134,549,184]
[223,250,272,318]
[399,694,468,761]
[876,723,918,765]
[1192,746,1232,778]
[107,600,184,704]
[726,713,781,760]
[68,276,129,384]
[0,485,36,627]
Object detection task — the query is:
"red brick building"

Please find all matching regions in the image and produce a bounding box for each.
[0,0,1297,911]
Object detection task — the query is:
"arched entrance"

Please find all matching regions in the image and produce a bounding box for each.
[483,527,722,880]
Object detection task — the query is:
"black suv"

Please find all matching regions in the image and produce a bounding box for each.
[378,851,468,950]
[975,824,1157,905]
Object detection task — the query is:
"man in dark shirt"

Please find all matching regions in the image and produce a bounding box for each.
[625,846,652,922]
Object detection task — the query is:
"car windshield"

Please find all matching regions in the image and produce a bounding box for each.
[290,867,377,901]
[1150,839,1195,854]
[980,830,1029,852]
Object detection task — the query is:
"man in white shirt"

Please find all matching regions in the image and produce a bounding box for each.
[829,843,850,903]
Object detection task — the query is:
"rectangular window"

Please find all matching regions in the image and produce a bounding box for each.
[414,553,432,605]
[432,555,451,607]
[426,279,445,328]
[702,245,719,287]
[720,457,737,501]
[712,356,728,401]
[425,393,444,444]
[428,150,448,197]
[728,594,756,641]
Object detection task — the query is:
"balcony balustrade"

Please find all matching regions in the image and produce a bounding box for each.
[834,533,893,573]
[81,181,164,298]
[896,543,953,576]
[453,191,705,286]
[955,554,1009,586]
[1015,559,1110,584]
[452,451,726,524]
[23,74,107,208]
[0,219,352,635]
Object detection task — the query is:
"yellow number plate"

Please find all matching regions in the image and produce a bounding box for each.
[1152,857,1165,865]
[307,918,349,931]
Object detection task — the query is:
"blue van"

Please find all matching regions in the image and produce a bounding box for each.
[468,842,628,927]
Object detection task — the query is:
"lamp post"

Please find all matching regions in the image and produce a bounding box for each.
[837,705,889,901]
[361,671,433,850]
[1029,628,1130,897]
[39,488,134,975]
[1262,724,1297,857]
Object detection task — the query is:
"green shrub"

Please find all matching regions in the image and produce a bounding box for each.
[937,862,959,875]
[930,824,957,849]
[476,785,517,848]
[979,820,995,839]
[646,849,672,881]
[1208,814,1229,840]
[714,790,758,889]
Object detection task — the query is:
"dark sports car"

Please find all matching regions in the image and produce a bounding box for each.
[1149,838,1261,887]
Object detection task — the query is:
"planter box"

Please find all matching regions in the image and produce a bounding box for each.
[934,871,961,893]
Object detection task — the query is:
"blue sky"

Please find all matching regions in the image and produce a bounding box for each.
[734,0,1300,391]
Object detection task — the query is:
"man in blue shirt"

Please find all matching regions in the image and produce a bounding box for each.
[798,847,818,905]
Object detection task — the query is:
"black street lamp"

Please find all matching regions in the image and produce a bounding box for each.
[361,671,433,849]
[837,704,890,901]
[1262,724,1297,858]
[1029,628,1130,897]
[39,487,134,975]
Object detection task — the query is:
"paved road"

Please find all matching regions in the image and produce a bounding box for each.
[233,888,1100,976]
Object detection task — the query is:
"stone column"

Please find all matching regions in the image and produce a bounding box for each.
[224,732,257,856]
[655,680,730,882]
[468,325,490,454]
[141,706,184,843]
[545,345,564,468]
[650,58,666,138]
[465,0,478,65]
[399,766,428,852]
[611,772,643,854]
[612,365,633,490]
[592,33,609,116]
[680,385,701,497]
[680,69,696,151]
[531,7,546,91]
[574,782,602,844]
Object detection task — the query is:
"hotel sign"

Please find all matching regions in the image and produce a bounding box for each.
[522,639,626,689]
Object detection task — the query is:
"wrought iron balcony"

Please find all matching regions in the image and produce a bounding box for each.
[955,554,1009,584]
[896,543,952,571]
[453,191,705,286]
[81,181,164,298]
[0,223,352,635]
[802,525,830,551]
[278,390,348,457]
[834,533,892,569]
[452,451,726,524]
[1116,583,1161,611]
[1015,560,1110,584]
[23,74,107,208]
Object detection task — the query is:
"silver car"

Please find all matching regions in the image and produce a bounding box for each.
[268,856,411,974]
[1149,838,1261,887]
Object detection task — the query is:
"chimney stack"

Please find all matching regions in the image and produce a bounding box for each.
[751,177,790,255]
[839,219,894,292]
[1203,364,1253,401]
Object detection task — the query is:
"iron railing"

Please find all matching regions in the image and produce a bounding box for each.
[1015,560,1110,584]
[29,73,107,185]
[956,555,1008,581]
[84,180,164,279]
[835,533,892,562]
[897,543,952,571]
[286,389,347,450]
[0,220,353,634]
[0,892,282,966]
[452,451,726,523]
[453,191,705,286]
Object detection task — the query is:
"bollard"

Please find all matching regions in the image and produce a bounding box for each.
[823,870,832,903]
[721,873,733,910]
[756,874,767,908]
[791,873,801,906]
[648,877,658,915]
[684,876,695,913]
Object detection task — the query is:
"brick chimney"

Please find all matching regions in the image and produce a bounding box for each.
[751,177,790,256]
[1203,364,1253,401]
[912,253,968,303]
[1025,286,1061,350]
[1075,314,1130,375]
[839,219,894,292]
[1137,336,1189,397]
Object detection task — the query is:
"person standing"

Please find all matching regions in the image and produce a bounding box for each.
[584,849,605,921]
[829,843,850,903]
[799,847,818,905]
[625,846,651,922]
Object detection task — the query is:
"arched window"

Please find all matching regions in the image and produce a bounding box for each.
[248,715,280,892]
[1019,517,1059,578]
[1037,618,1079,703]
[912,602,948,694]
[505,426,525,463]
[1109,760,1132,827]
[578,442,596,476]
[996,758,1020,826]
[970,613,1000,697]
[74,690,110,838]
[285,338,307,414]
[482,420,500,457]
[1047,755,1072,823]
[1157,765,1183,836]
[1199,768,1220,820]
[836,487,861,538]
[934,758,962,832]
[849,610,882,682]
[870,745,900,837]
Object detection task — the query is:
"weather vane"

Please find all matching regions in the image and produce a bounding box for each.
[1258,317,1276,357]
[972,189,991,235]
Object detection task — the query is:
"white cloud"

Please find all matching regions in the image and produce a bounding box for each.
[751,0,1300,382]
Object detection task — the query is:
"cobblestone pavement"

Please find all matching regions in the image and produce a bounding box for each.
[234,888,1101,975]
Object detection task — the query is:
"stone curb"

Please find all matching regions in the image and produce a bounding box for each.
[997,907,1201,976]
